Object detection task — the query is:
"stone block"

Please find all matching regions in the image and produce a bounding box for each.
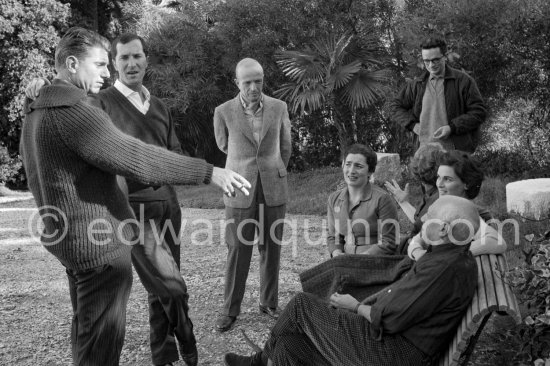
[371,153,401,186]
[506,178,550,220]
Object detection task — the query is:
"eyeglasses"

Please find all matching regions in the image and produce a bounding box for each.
[423,56,445,65]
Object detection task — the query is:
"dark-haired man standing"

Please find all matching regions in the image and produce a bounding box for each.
[90,34,198,366]
[390,37,486,153]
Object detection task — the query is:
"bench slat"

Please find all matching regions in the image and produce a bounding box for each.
[469,285,479,331]
[474,258,488,322]
[489,254,511,312]
[452,332,460,362]
[481,256,499,312]
[497,255,522,324]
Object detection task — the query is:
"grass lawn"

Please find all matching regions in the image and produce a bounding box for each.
[0,168,543,365]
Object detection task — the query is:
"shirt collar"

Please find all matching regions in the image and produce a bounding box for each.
[337,183,373,204]
[429,72,444,81]
[114,79,150,102]
[239,93,263,111]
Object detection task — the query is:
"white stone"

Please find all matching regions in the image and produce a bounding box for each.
[506,178,550,220]
[371,153,401,186]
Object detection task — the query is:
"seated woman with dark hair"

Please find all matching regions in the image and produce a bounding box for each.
[404,149,506,260]
[328,144,399,257]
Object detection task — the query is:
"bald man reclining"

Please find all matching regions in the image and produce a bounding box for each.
[224,195,480,366]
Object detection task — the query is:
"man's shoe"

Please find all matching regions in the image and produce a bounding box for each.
[216,315,237,332]
[224,352,264,366]
[181,350,198,366]
[259,304,281,319]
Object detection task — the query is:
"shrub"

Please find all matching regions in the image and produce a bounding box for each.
[476,98,550,178]
[0,145,22,185]
[507,233,550,363]
[0,0,69,186]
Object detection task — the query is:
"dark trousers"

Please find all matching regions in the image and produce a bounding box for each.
[66,249,133,366]
[263,292,427,366]
[130,199,196,365]
[223,177,286,316]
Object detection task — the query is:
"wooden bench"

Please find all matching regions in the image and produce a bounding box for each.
[438,254,522,366]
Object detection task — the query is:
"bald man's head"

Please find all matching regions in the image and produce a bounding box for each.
[235,58,263,78]
[235,58,264,104]
[422,196,480,246]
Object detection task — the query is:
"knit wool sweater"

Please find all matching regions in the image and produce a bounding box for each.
[20,80,213,270]
[90,86,183,201]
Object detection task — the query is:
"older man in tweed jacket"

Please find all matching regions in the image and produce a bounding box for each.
[214,58,292,332]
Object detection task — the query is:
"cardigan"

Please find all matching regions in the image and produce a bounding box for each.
[20,80,213,270]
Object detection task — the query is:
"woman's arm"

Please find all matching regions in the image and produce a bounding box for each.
[470,218,507,256]
[327,195,345,257]
[384,180,416,223]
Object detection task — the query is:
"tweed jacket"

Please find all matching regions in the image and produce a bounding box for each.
[390,66,486,153]
[214,94,291,208]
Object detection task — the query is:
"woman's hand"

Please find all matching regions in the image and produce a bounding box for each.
[384,179,410,203]
[25,78,49,100]
[329,293,359,311]
[332,249,345,257]
[408,234,427,261]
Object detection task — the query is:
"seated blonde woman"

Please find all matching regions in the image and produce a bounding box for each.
[327,144,398,257]
[406,150,507,260]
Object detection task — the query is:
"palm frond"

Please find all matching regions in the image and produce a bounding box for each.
[312,33,353,78]
[341,69,389,110]
[275,82,325,114]
[276,50,325,84]
[326,59,362,93]
[294,87,326,114]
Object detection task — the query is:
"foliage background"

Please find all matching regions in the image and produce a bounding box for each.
[2,1,549,362]
[2,0,549,177]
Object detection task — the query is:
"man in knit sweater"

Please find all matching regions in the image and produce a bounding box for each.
[390,37,486,153]
[20,27,250,366]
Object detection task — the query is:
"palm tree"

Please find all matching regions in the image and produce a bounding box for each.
[275,33,389,152]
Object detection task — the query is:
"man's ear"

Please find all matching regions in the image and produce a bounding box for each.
[65,56,79,74]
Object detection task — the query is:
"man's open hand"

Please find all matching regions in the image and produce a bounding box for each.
[433,125,451,140]
[211,167,251,197]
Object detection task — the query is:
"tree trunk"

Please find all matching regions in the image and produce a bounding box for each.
[332,100,356,158]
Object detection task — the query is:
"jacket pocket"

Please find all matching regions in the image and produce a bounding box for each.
[278,168,288,177]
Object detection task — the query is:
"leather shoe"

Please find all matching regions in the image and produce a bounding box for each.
[224,352,264,366]
[216,315,237,332]
[259,304,281,319]
[181,349,198,366]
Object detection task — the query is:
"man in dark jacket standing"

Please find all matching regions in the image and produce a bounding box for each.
[390,37,486,153]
